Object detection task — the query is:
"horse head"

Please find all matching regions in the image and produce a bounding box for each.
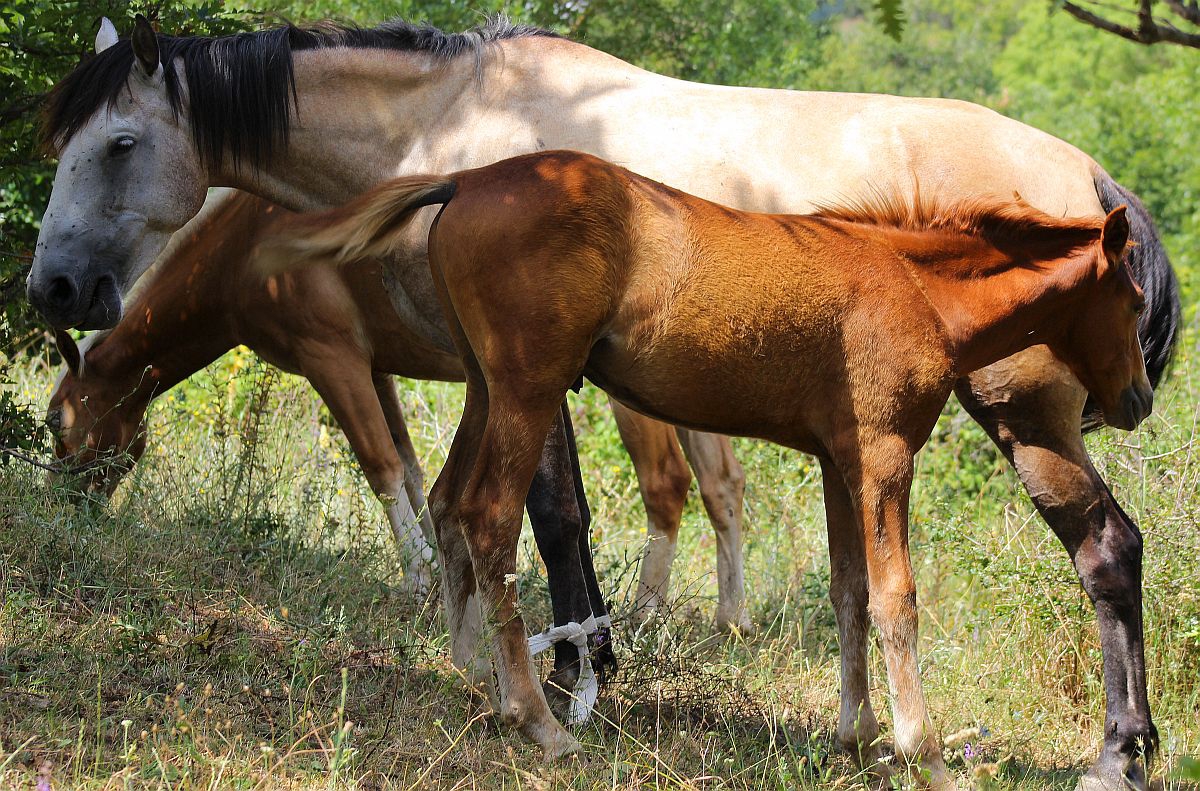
[27,16,206,330]
[1052,206,1153,431]
[46,329,152,497]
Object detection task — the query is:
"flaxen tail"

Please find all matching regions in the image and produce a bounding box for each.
[257,176,457,275]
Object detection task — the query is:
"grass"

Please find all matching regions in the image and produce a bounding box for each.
[1,339,1198,790]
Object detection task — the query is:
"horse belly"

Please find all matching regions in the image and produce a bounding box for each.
[586,319,837,452]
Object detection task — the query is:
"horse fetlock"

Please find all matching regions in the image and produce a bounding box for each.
[713,603,753,635]
[542,671,580,724]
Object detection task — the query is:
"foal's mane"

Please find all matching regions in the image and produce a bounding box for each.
[813,189,1105,256]
[43,17,556,168]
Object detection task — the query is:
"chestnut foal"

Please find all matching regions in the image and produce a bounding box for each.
[265,151,1152,781]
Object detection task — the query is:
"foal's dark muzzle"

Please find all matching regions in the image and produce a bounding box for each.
[27,265,123,330]
[1107,384,1154,431]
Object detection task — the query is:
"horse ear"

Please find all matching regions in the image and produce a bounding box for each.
[1100,205,1130,273]
[96,17,118,54]
[54,329,81,376]
[131,14,161,79]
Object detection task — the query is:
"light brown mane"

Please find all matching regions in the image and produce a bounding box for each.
[812,187,1104,253]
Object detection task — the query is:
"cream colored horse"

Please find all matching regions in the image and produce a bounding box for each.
[29,17,1174,787]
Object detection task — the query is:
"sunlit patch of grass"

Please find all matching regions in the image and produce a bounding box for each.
[1,344,1198,789]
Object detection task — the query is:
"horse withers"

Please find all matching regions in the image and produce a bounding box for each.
[261,150,1151,785]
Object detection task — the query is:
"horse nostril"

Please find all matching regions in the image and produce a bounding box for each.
[46,276,78,311]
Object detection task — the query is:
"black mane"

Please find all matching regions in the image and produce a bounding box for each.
[43,17,556,169]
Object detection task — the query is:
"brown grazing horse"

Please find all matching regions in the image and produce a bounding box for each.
[263,151,1151,786]
[44,188,719,663]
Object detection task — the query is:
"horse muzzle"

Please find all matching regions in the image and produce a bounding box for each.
[1105,383,1154,431]
[27,263,124,330]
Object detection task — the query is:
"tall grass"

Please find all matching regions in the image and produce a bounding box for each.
[1,339,1197,789]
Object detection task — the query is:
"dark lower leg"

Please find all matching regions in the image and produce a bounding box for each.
[525,407,593,713]
[561,400,617,682]
[957,370,1156,789]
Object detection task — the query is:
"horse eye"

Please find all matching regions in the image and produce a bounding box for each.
[108,137,137,158]
[46,410,62,434]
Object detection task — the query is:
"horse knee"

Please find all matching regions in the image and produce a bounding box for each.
[641,462,691,535]
[1076,517,1143,611]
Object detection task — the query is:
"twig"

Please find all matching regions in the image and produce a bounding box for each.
[0,446,59,474]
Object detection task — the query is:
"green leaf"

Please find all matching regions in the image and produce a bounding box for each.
[874,0,906,41]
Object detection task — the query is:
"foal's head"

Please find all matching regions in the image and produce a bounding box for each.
[46,331,152,496]
[1047,206,1152,430]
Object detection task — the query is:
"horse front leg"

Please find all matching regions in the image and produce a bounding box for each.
[373,372,437,551]
[842,438,954,791]
[525,402,599,723]
[957,352,1156,791]
[818,459,888,782]
[460,390,579,757]
[300,349,433,596]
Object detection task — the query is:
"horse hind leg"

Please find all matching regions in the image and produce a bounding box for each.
[957,356,1155,791]
[561,400,617,684]
[677,428,750,632]
[459,388,579,757]
[525,403,596,722]
[428,376,491,701]
[611,400,692,625]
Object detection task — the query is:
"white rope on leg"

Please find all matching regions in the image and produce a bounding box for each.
[527,614,600,725]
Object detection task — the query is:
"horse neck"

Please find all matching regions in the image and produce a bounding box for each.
[215,41,637,207]
[217,48,484,206]
[909,236,1100,375]
[88,214,244,401]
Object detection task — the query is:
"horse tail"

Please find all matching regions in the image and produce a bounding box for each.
[1083,168,1182,432]
[257,176,457,275]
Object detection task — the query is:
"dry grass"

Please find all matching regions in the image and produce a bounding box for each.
[1,342,1198,789]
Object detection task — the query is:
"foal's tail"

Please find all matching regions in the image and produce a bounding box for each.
[256,176,457,275]
[1084,169,1181,432]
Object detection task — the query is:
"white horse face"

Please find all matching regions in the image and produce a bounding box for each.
[27,18,207,330]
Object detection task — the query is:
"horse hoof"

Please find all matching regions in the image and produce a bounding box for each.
[542,729,582,760]
[542,678,574,723]
[714,611,755,636]
[1077,764,1149,791]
